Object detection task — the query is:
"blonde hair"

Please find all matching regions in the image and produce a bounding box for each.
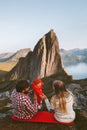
[53,80,69,113]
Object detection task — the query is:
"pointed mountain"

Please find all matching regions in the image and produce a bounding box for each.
[29,29,66,81]
[6,30,67,81]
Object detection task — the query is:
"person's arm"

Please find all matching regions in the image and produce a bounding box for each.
[24,95,38,114]
[67,89,76,104]
[44,98,51,111]
[28,89,33,95]
[50,96,55,113]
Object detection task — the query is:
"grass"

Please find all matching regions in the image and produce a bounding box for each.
[0,71,8,82]
[0,61,17,72]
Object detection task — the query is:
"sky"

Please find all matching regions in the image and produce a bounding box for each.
[0,0,87,53]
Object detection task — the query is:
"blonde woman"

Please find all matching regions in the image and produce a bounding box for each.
[51,80,75,123]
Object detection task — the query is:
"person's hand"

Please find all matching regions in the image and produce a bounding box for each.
[40,94,47,100]
[33,92,37,100]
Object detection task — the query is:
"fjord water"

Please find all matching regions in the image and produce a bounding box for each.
[65,63,87,79]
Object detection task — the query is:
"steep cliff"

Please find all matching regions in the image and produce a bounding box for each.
[7,30,67,81]
[29,29,66,81]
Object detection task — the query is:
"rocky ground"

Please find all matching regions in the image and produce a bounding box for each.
[0,78,87,130]
[0,110,87,130]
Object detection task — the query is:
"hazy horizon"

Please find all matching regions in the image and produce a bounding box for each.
[0,47,87,54]
[0,0,87,53]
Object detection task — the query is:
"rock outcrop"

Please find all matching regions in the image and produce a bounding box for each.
[29,29,66,81]
[66,83,87,109]
[7,51,32,80]
[7,29,67,81]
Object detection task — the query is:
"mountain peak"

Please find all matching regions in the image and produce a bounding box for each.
[7,30,67,81]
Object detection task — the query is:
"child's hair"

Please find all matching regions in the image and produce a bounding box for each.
[33,78,42,85]
[53,80,69,113]
[16,80,30,92]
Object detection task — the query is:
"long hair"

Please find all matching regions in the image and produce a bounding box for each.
[53,80,69,113]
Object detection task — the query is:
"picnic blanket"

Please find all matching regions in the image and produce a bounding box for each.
[12,111,74,125]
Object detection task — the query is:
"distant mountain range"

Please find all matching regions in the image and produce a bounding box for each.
[0,48,30,71]
[0,47,87,71]
[60,48,87,66]
[0,48,30,62]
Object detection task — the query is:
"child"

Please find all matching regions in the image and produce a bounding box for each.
[32,78,45,109]
[51,80,75,123]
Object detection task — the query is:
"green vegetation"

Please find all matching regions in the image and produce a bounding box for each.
[0,61,17,72]
[0,70,8,81]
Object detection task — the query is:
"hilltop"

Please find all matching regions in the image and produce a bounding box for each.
[0,48,30,71]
